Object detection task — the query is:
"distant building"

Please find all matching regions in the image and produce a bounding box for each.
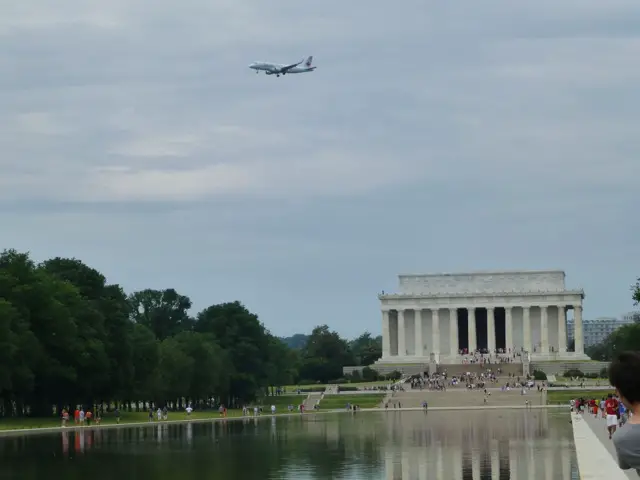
[567,316,635,347]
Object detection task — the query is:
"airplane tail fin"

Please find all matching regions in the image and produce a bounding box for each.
[304,56,313,67]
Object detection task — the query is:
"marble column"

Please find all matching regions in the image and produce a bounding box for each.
[398,310,406,357]
[540,306,549,354]
[450,308,458,356]
[557,306,567,353]
[509,441,519,480]
[527,436,535,478]
[523,307,531,353]
[545,448,554,480]
[505,307,513,354]
[384,454,394,480]
[574,305,584,354]
[418,455,428,480]
[382,310,391,358]
[401,452,410,479]
[435,443,444,479]
[451,445,463,480]
[487,307,496,354]
[432,308,440,357]
[472,449,481,480]
[415,309,423,358]
[491,441,500,480]
[468,307,477,352]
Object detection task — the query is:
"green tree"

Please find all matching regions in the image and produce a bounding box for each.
[129,288,193,340]
[633,278,640,306]
[280,334,309,349]
[0,300,19,397]
[300,325,355,383]
[265,336,299,393]
[130,323,159,404]
[349,332,382,366]
[173,331,230,404]
[156,336,194,405]
[42,258,130,404]
[0,247,392,420]
[195,301,271,403]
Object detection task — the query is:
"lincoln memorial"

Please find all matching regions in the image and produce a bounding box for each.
[378,270,588,364]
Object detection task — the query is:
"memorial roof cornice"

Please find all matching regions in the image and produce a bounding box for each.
[398,269,565,277]
[379,289,585,300]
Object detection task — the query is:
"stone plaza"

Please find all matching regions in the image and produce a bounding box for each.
[377,270,589,364]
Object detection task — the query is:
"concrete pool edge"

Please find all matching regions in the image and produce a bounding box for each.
[0,404,567,438]
[571,412,629,480]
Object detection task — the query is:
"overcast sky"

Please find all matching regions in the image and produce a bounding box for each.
[2,1,639,338]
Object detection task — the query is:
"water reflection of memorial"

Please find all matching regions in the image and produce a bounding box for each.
[382,410,578,479]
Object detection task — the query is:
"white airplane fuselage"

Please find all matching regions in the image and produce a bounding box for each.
[249,56,316,77]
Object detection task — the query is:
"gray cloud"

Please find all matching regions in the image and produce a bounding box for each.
[1,1,639,337]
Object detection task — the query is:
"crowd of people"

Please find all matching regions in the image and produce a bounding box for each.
[456,347,533,365]
[402,368,541,394]
[572,394,627,438]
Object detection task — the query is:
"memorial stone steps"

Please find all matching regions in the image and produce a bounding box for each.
[384,389,545,409]
[303,393,323,410]
[437,363,523,377]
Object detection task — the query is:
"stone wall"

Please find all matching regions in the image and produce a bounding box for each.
[531,361,609,376]
[344,364,427,376]
[398,270,566,295]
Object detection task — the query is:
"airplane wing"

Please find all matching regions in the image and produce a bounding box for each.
[278,59,304,73]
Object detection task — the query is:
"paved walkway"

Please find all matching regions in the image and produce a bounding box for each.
[571,412,635,479]
[581,413,636,479]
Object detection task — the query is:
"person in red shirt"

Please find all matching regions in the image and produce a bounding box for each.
[605,393,620,439]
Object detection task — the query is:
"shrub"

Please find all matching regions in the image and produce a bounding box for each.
[599,366,609,378]
[337,386,359,392]
[298,379,317,386]
[348,370,362,381]
[532,370,547,381]
[361,366,379,382]
[298,386,326,393]
[330,378,348,384]
[386,370,402,381]
[563,368,584,378]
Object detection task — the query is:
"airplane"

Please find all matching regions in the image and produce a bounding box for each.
[249,56,316,77]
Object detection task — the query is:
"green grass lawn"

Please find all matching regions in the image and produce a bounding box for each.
[547,389,615,405]
[256,395,305,409]
[318,394,386,410]
[0,405,311,432]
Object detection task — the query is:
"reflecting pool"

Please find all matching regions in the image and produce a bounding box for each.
[0,410,578,479]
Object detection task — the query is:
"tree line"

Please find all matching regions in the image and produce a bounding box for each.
[0,249,382,418]
[585,278,640,362]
